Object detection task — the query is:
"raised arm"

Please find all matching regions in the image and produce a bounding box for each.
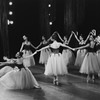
[72,31,80,43]
[67,32,73,44]
[84,34,90,44]
[47,36,52,42]
[57,33,64,42]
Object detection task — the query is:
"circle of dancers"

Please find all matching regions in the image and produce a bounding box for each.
[0,29,100,90]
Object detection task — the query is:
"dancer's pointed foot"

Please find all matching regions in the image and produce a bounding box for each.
[87,79,89,83]
[34,85,41,89]
[87,76,90,83]
[53,80,56,85]
[92,75,95,83]
[55,81,59,86]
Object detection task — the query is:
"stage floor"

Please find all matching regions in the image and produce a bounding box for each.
[0,64,100,100]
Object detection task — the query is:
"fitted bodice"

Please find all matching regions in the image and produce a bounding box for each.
[23,42,31,50]
[50,41,61,53]
[14,58,26,70]
[87,41,96,52]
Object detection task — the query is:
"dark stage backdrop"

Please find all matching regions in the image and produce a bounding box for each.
[0,0,9,61]
[63,0,100,47]
[0,0,100,61]
[8,0,41,58]
[8,0,54,59]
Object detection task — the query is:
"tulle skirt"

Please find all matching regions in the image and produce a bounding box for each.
[0,67,40,89]
[80,52,100,74]
[96,50,100,76]
[75,49,87,69]
[39,48,51,64]
[62,49,75,67]
[23,50,35,67]
[96,50,100,65]
[44,53,68,76]
[0,66,13,77]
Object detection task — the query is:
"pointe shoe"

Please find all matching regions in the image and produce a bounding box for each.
[92,76,95,83]
[92,79,95,83]
[54,79,59,86]
[55,81,59,86]
[53,80,56,85]
[87,79,89,83]
[86,77,90,83]
[34,85,41,89]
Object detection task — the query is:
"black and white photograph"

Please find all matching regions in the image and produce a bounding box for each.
[0,0,100,100]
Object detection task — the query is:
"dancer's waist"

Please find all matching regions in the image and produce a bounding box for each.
[52,50,59,54]
[23,50,31,53]
[24,49,30,51]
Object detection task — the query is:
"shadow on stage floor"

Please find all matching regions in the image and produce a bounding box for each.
[1,64,100,100]
[30,64,99,83]
[28,64,100,100]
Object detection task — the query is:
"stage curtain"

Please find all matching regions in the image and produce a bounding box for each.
[64,0,85,36]
[40,0,56,39]
[0,0,9,57]
[40,0,51,39]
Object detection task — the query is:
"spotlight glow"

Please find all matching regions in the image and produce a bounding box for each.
[10,21,14,24]
[7,20,10,25]
[49,22,52,25]
[48,4,51,7]
[9,2,13,5]
[9,11,13,15]
[7,20,14,25]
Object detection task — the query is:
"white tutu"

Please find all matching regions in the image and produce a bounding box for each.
[23,50,35,67]
[39,48,51,64]
[96,50,100,76]
[0,67,39,89]
[0,66,13,77]
[75,49,87,69]
[62,49,75,67]
[44,53,68,76]
[80,52,100,74]
[96,50,100,65]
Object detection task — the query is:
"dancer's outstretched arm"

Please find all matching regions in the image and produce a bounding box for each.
[67,32,73,44]
[30,42,36,49]
[74,44,89,50]
[72,31,80,43]
[57,33,64,42]
[24,45,49,58]
[37,45,49,52]
[84,34,90,44]
[36,42,43,49]
[60,43,74,51]
[0,62,10,67]
[47,32,64,43]
[24,51,38,58]
[0,61,8,66]
[20,42,24,52]
[0,58,14,66]
[47,36,52,42]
